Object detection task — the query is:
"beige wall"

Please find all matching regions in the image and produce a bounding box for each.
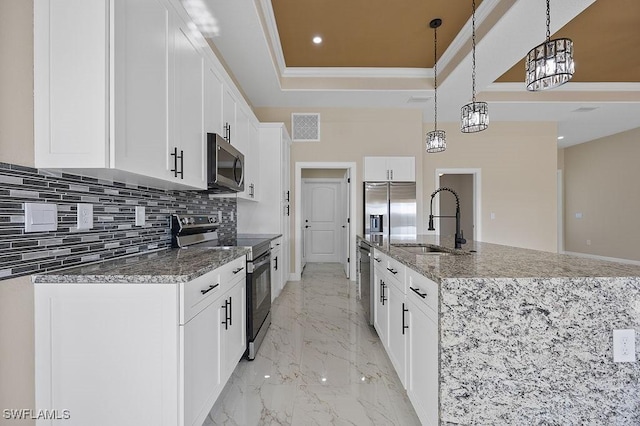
[423,121,558,252]
[256,107,425,268]
[439,174,474,239]
[564,126,640,261]
[0,1,36,422]
[0,0,34,167]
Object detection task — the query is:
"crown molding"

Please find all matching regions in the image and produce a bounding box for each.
[281,67,432,79]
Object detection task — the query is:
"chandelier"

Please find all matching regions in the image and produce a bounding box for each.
[525,0,574,91]
[461,0,488,133]
[426,18,446,153]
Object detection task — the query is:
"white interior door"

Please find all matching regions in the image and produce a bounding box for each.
[303,180,342,263]
[342,170,351,277]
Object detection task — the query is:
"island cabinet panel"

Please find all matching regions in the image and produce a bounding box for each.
[270,237,284,301]
[34,255,247,426]
[407,293,439,426]
[373,256,389,347]
[387,283,408,387]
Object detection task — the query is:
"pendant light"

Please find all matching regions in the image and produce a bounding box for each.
[525,0,574,91]
[426,18,446,153]
[460,0,488,133]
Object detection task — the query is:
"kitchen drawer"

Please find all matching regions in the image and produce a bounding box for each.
[380,251,406,293]
[406,267,438,316]
[219,255,247,288]
[181,268,222,324]
[270,236,282,250]
[181,256,246,324]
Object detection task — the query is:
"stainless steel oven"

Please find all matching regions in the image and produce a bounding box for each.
[246,248,271,360]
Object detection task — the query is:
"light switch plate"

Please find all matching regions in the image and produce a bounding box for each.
[25,203,58,232]
[613,329,636,362]
[135,206,145,226]
[77,203,93,230]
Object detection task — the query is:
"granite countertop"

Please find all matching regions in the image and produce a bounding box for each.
[358,234,640,282]
[237,233,282,240]
[32,247,250,284]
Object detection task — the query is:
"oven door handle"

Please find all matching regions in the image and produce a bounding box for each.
[252,254,271,270]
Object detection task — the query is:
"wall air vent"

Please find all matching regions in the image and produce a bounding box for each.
[407,96,432,103]
[572,107,599,113]
[292,113,320,142]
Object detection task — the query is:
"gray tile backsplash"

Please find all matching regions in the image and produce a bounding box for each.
[0,162,237,280]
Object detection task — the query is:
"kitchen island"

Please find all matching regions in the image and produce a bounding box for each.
[359,234,640,425]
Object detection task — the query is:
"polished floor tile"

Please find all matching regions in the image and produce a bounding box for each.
[204,263,421,426]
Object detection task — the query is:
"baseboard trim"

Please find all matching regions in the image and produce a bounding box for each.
[563,251,640,266]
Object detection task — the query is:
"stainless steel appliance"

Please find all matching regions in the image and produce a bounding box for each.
[171,215,272,360]
[358,240,374,325]
[363,182,417,238]
[207,133,245,193]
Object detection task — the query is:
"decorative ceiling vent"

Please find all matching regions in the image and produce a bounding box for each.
[292,113,320,142]
[407,96,432,103]
[572,107,599,113]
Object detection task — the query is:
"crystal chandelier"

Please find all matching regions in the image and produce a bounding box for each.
[461,0,488,133]
[525,0,574,91]
[426,18,446,153]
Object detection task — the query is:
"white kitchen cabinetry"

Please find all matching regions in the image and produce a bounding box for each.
[237,111,260,201]
[406,268,439,426]
[373,250,389,346]
[222,88,237,144]
[35,0,241,190]
[34,256,246,426]
[237,123,292,284]
[363,156,415,182]
[388,283,408,387]
[270,237,284,301]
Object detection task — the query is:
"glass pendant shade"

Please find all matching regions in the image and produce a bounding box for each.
[460,101,489,133]
[426,130,446,153]
[525,38,574,91]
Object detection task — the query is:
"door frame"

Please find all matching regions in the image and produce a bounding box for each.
[302,178,344,264]
[294,162,357,281]
[433,168,482,242]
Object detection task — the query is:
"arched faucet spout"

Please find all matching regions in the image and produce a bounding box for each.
[428,187,467,249]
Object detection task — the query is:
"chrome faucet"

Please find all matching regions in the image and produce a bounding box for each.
[427,187,467,249]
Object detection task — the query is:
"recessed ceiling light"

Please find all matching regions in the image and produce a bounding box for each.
[557,136,564,140]
[312,36,323,44]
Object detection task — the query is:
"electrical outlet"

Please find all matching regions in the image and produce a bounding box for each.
[586,239,591,246]
[490,212,496,220]
[135,206,145,226]
[77,203,93,230]
[613,329,636,362]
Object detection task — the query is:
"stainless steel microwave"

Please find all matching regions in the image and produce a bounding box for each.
[206,133,245,193]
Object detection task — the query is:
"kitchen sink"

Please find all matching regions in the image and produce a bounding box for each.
[390,244,469,255]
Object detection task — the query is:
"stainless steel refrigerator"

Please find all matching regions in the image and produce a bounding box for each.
[364,182,417,238]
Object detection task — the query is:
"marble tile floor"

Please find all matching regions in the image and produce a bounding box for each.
[203,263,422,426]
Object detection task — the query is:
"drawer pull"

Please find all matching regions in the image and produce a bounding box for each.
[387,267,398,275]
[374,257,381,263]
[200,283,219,295]
[410,286,427,299]
[233,267,244,274]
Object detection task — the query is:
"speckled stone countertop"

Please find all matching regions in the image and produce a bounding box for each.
[358,234,640,281]
[237,233,282,240]
[32,247,249,284]
[358,234,640,424]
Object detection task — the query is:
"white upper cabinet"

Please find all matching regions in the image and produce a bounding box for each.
[222,88,236,144]
[171,21,206,188]
[35,0,244,190]
[363,156,415,182]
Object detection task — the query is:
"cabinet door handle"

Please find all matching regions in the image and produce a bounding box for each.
[386,169,389,180]
[374,257,381,263]
[221,302,228,330]
[200,283,219,295]
[286,191,290,202]
[380,280,387,305]
[387,267,398,275]
[402,303,409,335]
[410,286,427,299]
[390,169,393,180]
[286,205,290,216]
[170,147,184,178]
[274,256,278,270]
[233,267,244,274]
[228,297,232,326]
[249,183,254,197]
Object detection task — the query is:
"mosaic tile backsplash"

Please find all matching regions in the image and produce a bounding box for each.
[0,162,237,280]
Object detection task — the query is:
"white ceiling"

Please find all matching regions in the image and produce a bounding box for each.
[202,0,640,148]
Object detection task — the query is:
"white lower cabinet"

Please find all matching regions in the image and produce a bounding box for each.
[270,237,284,301]
[387,283,408,387]
[34,255,247,426]
[372,249,439,426]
